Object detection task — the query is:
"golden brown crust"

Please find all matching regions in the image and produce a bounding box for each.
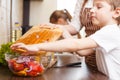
[14,25,63,54]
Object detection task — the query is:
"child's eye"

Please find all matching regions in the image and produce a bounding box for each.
[97,6,102,9]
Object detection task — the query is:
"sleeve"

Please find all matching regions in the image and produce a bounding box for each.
[69,0,84,32]
[89,26,119,52]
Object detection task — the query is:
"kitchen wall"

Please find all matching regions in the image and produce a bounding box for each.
[0,0,23,45]
[0,0,11,45]
[12,0,23,28]
[57,0,77,16]
[30,0,57,25]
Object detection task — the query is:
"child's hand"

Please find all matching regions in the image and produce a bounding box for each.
[10,43,24,52]
[10,43,39,55]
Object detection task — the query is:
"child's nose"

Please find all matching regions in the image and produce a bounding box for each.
[90,7,95,13]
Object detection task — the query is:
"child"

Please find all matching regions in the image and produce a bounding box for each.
[11,0,120,79]
[49,9,72,25]
[49,9,73,38]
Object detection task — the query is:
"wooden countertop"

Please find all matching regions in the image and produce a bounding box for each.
[0,54,109,80]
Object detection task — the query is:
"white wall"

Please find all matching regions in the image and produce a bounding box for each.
[12,0,23,27]
[0,0,11,44]
[57,0,77,16]
[30,0,57,25]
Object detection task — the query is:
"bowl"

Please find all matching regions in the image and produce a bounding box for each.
[5,53,53,76]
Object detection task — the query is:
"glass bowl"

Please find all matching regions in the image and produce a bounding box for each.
[5,53,53,76]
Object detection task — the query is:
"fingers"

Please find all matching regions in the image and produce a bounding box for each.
[10,43,35,56]
[11,43,24,48]
[10,43,26,52]
[39,23,59,29]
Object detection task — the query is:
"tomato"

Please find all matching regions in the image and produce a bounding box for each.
[37,66,44,72]
[26,61,44,76]
[8,58,44,76]
[27,71,38,76]
[32,64,40,71]
[29,61,44,71]
[9,59,16,66]
[13,62,25,71]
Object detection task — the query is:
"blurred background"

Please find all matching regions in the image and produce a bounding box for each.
[0,0,77,45]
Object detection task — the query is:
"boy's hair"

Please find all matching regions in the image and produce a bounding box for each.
[49,9,72,24]
[105,0,120,24]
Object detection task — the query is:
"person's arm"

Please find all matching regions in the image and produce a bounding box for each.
[57,24,78,35]
[11,37,98,55]
[39,38,97,52]
[75,48,95,56]
[68,0,84,33]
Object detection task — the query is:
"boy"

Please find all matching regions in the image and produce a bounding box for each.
[11,0,120,79]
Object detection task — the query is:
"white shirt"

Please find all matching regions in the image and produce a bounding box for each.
[69,0,93,32]
[90,24,120,80]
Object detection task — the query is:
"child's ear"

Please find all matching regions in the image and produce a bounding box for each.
[113,8,120,18]
[57,18,64,24]
[57,18,67,25]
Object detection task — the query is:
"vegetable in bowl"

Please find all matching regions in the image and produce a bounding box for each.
[0,42,15,66]
[5,54,45,76]
[0,42,53,76]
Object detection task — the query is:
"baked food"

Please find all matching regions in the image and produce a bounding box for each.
[15,25,63,54]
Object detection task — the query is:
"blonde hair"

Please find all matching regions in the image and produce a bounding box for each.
[101,0,120,24]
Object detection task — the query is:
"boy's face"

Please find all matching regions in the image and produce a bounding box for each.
[90,0,116,27]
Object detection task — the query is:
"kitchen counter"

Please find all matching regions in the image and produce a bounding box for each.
[0,54,108,80]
